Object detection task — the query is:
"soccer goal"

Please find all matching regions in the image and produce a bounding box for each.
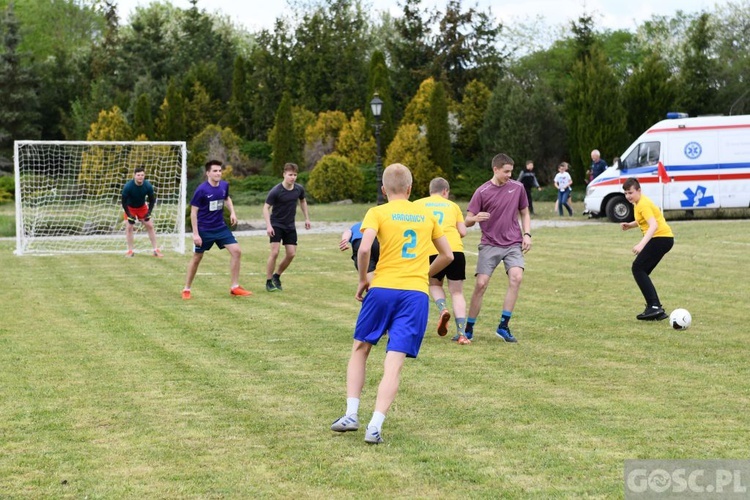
[14,141,187,255]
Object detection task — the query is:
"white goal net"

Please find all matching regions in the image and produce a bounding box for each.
[14,141,187,255]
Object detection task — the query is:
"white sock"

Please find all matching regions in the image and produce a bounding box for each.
[368,411,386,431]
[346,397,359,416]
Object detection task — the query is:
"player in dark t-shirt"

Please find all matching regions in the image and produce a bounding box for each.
[262,163,311,292]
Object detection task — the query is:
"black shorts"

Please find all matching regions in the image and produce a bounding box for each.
[429,252,466,281]
[270,226,297,245]
[351,238,380,273]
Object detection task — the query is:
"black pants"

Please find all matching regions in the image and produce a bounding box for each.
[632,237,674,307]
[525,188,534,214]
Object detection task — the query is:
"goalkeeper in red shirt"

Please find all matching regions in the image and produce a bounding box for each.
[121,167,162,257]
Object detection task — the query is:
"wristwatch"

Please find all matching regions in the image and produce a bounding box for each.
[523,232,532,237]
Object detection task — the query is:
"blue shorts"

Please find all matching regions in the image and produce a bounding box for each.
[353,288,429,358]
[194,227,237,253]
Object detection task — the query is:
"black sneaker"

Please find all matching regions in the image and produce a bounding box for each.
[637,305,666,321]
[266,280,279,292]
[272,274,282,291]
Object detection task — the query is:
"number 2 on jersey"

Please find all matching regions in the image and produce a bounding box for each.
[401,229,417,259]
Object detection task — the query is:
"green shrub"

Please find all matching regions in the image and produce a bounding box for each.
[450,166,490,200]
[0,175,14,201]
[241,140,272,161]
[236,175,279,193]
[307,154,363,203]
[0,214,14,237]
[359,163,378,203]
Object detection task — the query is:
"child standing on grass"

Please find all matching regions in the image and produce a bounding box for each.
[413,177,470,345]
[554,162,573,216]
[263,163,311,292]
[620,177,674,321]
[330,163,453,444]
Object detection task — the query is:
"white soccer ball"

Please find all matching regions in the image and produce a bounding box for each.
[669,308,692,330]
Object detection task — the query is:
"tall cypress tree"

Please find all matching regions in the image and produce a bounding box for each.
[155,79,186,141]
[566,45,627,183]
[0,3,41,171]
[622,53,677,140]
[677,13,718,117]
[427,81,452,179]
[228,55,249,137]
[271,92,295,176]
[133,93,154,139]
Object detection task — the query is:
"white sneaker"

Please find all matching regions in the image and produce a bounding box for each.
[330,414,359,432]
[364,425,384,444]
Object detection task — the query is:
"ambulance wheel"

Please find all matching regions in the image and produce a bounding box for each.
[605,195,634,223]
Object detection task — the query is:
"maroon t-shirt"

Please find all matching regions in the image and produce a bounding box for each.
[467,179,528,247]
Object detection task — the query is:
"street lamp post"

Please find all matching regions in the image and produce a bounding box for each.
[370,94,384,205]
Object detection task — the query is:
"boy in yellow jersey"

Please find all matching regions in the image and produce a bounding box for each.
[330,163,454,444]
[621,178,674,320]
[414,178,470,344]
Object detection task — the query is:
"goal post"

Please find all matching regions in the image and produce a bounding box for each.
[14,140,187,255]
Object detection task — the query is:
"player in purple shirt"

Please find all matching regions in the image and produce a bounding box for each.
[182,160,253,299]
[465,153,532,343]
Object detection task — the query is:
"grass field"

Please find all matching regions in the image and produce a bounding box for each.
[1,210,749,498]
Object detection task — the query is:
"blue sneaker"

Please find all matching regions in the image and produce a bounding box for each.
[451,334,460,342]
[496,326,517,343]
[465,330,473,340]
[364,425,384,444]
[331,414,359,432]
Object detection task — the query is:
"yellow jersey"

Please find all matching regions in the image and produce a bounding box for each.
[413,194,464,253]
[361,199,444,294]
[634,194,673,237]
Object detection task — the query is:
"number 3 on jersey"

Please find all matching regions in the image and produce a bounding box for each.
[401,229,417,259]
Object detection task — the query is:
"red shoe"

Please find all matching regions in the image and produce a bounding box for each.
[230,286,253,297]
[182,289,191,300]
[457,335,472,345]
[125,250,134,257]
[437,309,451,336]
[153,248,163,257]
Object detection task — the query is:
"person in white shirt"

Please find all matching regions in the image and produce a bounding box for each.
[553,162,573,216]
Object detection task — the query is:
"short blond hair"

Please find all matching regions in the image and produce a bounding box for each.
[382,163,412,195]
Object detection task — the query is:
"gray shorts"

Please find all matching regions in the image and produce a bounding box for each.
[475,244,525,276]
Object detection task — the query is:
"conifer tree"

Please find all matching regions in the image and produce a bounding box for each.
[271,92,295,175]
[133,93,154,139]
[622,53,677,140]
[677,13,718,117]
[0,3,41,171]
[456,80,491,161]
[427,81,452,179]
[155,79,186,141]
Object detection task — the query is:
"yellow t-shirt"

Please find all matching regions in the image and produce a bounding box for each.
[413,194,465,253]
[361,199,444,294]
[634,194,673,237]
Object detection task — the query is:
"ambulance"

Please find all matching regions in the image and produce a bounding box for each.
[583,113,750,222]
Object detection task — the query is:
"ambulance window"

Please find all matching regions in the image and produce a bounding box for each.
[623,142,660,169]
[638,142,660,166]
